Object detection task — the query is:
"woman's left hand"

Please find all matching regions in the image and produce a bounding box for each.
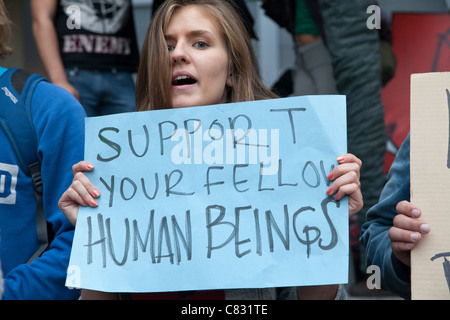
[326,153,363,216]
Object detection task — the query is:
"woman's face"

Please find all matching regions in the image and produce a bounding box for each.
[165,5,231,108]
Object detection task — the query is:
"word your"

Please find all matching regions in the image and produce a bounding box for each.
[84,197,340,268]
[366,5,381,30]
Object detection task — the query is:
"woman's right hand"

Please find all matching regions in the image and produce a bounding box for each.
[58,161,100,226]
[388,200,431,266]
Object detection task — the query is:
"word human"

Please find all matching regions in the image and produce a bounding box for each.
[84,197,340,268]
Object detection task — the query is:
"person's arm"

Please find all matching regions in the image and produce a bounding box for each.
[30,0,79,100]
[3,82,85,299]
[360,134,413,299]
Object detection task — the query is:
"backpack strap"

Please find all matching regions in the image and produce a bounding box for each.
[0,68,48,263]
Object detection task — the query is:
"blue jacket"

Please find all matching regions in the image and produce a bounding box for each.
[0,68,86,299]
[360,134,411,299]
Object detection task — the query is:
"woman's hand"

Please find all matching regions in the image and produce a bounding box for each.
[388,201,430,266]
[54,79,80,101]
[326,153,363,216]
[58,161,100,226]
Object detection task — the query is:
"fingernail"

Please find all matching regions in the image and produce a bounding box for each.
[337,156,344,163]
[327,172,333,180]
[87,164,94,170]
[93,189,100,197]
[420,224,430,233]
[326,187,332,195]
[411,209,420,218]
[410,233,419,242]
[90,198,98,207]
[335,193,340,201]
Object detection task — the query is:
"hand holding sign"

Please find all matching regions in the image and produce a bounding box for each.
[326,153,362,216]
[64,96,360,293]
[59,161,99,226]
[388,201,430,267]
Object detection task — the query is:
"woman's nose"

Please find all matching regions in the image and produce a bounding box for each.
[171,44,189,64]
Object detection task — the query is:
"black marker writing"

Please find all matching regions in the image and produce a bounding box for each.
[158,120,177,156]
[205,199,339,261]
[270,107,307,144]
[430,252,450,293]
[128,125,149,158]
[97,127,120,162]
[228,114,267,148]
[85,210,192,267]
[98,170,194,207]
[183,119,202,159]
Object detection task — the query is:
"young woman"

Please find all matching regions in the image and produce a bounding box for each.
[59,0,363,300]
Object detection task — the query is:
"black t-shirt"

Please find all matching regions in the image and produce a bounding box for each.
[54,0,140,72]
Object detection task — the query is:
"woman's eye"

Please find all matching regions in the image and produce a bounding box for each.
[167,44,175,52]
[193,41,208,49]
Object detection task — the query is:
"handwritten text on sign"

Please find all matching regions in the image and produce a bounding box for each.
[67,96,348,293]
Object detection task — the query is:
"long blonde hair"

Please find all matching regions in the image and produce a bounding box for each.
[136,0,277,111]
[0,0,12,59]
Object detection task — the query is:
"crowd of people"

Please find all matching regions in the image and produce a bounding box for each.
[0,0,435,300]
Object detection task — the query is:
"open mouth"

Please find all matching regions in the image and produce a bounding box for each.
[172,75,197,86]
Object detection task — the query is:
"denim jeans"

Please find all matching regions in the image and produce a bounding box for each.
[66,68,136,117]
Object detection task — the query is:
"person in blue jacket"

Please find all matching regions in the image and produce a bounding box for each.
[360,134,431,299]
[0,0,86,299]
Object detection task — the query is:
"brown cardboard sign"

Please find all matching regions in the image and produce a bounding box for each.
[411,72,450,300]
